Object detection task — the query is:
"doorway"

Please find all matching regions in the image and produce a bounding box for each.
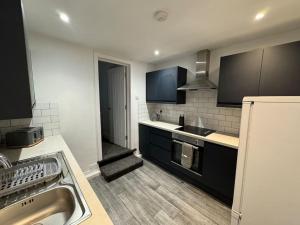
[98,60,128,159]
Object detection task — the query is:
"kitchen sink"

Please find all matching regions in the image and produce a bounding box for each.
[0,152,91,225]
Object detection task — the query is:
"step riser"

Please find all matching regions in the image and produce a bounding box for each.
[98,149,136,167]
[102,161,143,182]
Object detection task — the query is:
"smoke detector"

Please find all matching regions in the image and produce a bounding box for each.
[153,10,168,22]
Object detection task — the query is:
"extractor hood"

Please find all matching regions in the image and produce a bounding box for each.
[177,50,217,90]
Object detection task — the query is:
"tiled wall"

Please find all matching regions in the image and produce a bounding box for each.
[138,90,242,135]
[0,102,61,145]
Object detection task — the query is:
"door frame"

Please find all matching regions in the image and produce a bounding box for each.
[94,52,131,161]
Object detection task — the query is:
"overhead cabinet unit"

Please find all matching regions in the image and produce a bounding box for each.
[0,0,35,120]
[217,40,300,107]
[217,49,263,107]
[259,41,300,96]
[146,66,187,104]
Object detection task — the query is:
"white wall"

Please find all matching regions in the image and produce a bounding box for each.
[29,32,149,172]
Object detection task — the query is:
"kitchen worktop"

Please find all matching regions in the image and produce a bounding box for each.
[0,135,113,225]
[139,120,239,149]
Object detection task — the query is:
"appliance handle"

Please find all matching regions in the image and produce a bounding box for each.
[172,140,199,151]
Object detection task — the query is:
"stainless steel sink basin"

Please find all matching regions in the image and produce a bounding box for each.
[0,152,91,225]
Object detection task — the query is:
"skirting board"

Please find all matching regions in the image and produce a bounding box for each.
[84,163,101,180]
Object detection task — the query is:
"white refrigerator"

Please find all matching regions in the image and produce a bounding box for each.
[231,97,300,225]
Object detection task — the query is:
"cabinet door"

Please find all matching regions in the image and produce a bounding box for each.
[146,67,186,104]
[0,0,33,119]
[149,144,171,165]
[259,41,300,96]
[146,71,160,102]
[203,142,237,200]
[157,67,177,102]
[217,49,263,107]
[139,124,151,159]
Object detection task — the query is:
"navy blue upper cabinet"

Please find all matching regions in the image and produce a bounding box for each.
[217,40,300,107]
[217,49,263,107]
[0,0,35,120]
[259,41,300,96]
[146,66,187,104]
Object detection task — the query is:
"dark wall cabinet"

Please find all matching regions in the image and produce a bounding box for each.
[146,66,187,104]
[217,49,263,107]
[259,41,300,96]
[218,40,300,107]
[0,0,35,120]
[139,124,237,205]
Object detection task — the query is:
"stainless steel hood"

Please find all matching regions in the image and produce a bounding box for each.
[177,50,217,90]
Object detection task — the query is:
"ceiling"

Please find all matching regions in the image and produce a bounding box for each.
[23,0,300,63]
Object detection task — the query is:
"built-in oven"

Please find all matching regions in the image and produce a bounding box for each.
[172,133,204,175]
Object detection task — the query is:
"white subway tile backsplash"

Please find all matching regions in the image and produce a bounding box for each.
[225,115,240,122]
[44,129,53,137]
[52,128,60,135]
[50,103,59,109]
[33,109,42,117]
[0,102,61,144]
[0,120,10,128]
[35,103,50,110]
[41,109,51,116]
[139,90,242,135]
[50,109,59,116]
[50,116,60,123]
[10,118,31,127]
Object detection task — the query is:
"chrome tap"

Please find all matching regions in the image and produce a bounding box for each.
[0,153,12,169]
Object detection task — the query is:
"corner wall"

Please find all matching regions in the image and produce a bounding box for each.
[29,32,150,172]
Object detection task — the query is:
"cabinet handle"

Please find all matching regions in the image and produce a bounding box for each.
[173,140,184,145]
[173,140,199,151]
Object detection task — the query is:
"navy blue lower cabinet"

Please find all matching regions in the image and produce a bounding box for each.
[138,124,151,159]
[138,124,237,206]
[202,142,237,205]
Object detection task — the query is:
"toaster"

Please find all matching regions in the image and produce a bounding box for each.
[6,127,44,148]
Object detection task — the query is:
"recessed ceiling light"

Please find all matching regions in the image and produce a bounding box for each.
[154,50,160,56]
[255,12,265,21]
[58,11,70,24]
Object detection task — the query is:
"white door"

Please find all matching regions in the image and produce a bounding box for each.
[107,66,127,148]
[237,100,300,225]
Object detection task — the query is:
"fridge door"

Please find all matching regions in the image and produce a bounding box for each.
[231,102,252,225]
[236,99,300,225]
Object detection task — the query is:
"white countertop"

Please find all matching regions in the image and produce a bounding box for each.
[0,135,113,225]
[139,120,239,149]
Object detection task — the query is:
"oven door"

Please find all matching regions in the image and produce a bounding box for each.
[171,139,203,174]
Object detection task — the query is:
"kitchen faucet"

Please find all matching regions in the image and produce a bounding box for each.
[0,153,12,169]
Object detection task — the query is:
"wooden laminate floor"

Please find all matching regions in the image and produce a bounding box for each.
[89,160,231,225]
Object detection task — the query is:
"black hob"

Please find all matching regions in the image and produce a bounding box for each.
[176,125,215,137]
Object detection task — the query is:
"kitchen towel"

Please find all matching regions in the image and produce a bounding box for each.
[181,142,194,169]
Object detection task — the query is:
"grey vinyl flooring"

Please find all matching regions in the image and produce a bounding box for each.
[89,160,231,225]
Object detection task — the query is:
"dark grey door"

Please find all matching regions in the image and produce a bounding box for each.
[217,49,263,107]
[259,41,300,96]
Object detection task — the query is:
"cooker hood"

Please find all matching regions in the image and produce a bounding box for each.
[177,50,217,90]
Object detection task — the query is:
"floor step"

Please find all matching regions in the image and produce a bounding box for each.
[100,155,143,182]
[98,149,136,167]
